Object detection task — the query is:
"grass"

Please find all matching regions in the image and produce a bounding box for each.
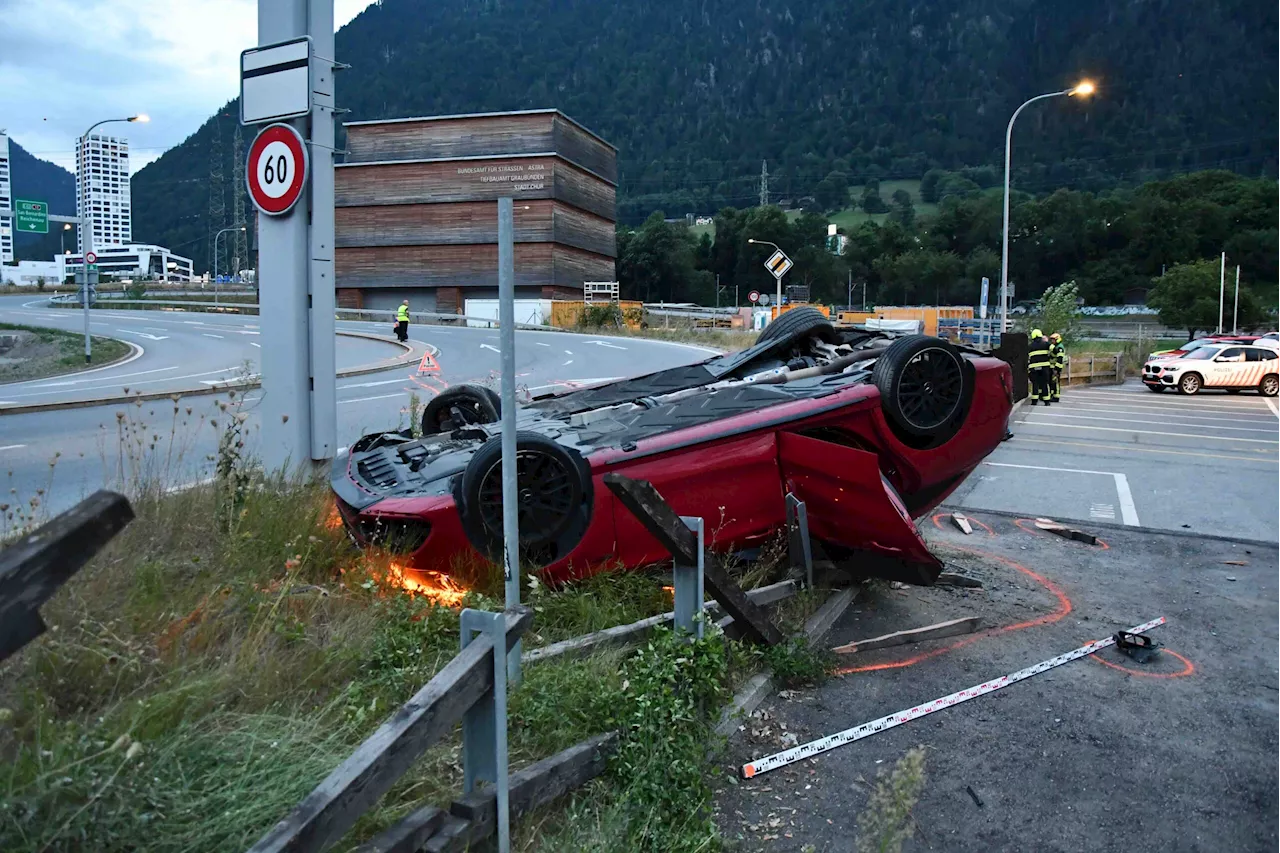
[0,322,131,383]
[0,397,817,851]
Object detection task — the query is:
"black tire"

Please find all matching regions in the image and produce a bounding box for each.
[1260,374,1279,397]
[422,384,501,435]
[1146,384,1166,393]
[458,432,592,565]
[1178,373,1202,395]
[757,306,837,348]
[872,336,972,440]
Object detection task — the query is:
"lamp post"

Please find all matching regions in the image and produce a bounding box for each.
[213,225,245,306]
[747,238,784,319]
[999,82,1092,335]
[60,223,71,256]
[79,114,149,362]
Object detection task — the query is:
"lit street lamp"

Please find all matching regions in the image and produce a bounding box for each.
[999,82,1093,335]
[747,238,785,317]
[213,225,246,306]
[79,114,149,362]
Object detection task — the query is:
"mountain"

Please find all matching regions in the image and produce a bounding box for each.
[8,140,76,261]
[132,0,1278,273]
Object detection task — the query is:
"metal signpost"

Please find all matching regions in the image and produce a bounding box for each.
[979,276,989,348]
[497,197,522,687]
[246,0,337,472]
[14,199,48,234]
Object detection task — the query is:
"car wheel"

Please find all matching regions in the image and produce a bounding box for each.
[422,384,501,435]
[757,306,837,348]
[1260,374,1279,397]
[1178,373,1202,395]
[872,335,972,440]
[459,432,592,565]
[1146,384,1166,393]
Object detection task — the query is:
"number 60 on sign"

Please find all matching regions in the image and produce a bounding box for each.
[246,123,309,216]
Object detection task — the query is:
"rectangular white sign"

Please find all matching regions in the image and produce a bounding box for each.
[241,37,312,125]
[979,276,989,319]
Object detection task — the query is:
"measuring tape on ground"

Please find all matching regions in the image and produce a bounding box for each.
[741,616,1167,779]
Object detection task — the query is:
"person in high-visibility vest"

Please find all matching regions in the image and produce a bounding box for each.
[1048,332,1066,403]
[395,300,410,342]
[1028,328,1053,406]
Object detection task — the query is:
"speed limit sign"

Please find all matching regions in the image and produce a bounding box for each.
[246,123,308,216]
[748,290,760,304]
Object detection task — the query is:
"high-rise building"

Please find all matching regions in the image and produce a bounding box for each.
[0,132,13,263]
[76,133,131,252]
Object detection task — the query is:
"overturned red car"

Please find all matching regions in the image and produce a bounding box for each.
[331,309,1014,586]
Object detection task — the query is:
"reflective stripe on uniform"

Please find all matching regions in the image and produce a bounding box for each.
[1028,347,1052,369]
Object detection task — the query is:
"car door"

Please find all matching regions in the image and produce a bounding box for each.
[1208,347,1247,386]
[1244,347,1277,386]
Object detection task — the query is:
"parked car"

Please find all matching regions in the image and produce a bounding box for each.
[1149,335,1259,360]
[331,309,1014,587]
[1142,344,1279,395]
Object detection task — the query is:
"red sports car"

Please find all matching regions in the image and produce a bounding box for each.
[331,309,1014,586]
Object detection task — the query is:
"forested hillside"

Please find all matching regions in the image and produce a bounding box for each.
[9,140,76,261]
[131,0,1277,276]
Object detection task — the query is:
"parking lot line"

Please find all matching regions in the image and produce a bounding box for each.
[1032,412,1278,433]
[1021,420,1278,444]
[1013,436,1278,464]
[1064,405,1277,425]
[986,461,1139,525]
[1068,390,1272,411]
[1267,398,1280,418]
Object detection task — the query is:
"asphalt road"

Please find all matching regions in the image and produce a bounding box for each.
[950,380,1279,542]
[0,295,717,520]
[719,514,1278,852]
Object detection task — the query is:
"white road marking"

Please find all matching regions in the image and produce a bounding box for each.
[144,327,168,333]
[535,342,551,347]
[340,393,404,404]
[1021,420,1278,444]
[23,365,179,388]
[115,329,168,341]
[564,350,573,355]
[203,333,225,339]
[563,359,573,366]
[1012,436,1277,464]
[1267,397,1279,418]
[1033,411,1278,434]
[480,344,501,353]
[1090,503,1116,520]
[1065,403,1277,424]
[1070,389,1271,410]
[344,378,411,389]
[985,461,1141,526]
[586,340,627,350]
[250,342,261,348]
[0,444,26,452]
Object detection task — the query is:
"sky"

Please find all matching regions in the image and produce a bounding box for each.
[0,0,376,175]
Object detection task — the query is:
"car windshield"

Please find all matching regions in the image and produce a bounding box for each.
[1182,347,1220,360]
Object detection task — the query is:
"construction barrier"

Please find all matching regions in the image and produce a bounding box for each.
[838,306,973,337]
[550,300,643,329]
[770,303,831,320]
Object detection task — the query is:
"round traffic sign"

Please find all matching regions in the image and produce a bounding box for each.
[84,251,97,264]
[759,293,771,306]
[247,123,308,216]
[748,290,760,304]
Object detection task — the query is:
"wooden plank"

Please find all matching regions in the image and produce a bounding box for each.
[523,580,798,665]
[421,816,471,853]
[0,490,133,662]
[951,512,973,535]
[935,572,983,588]
[247,607,533,853]
[602,474,783,646]
[351,807,444,853]
[346,112,557,164]
[1034,517,1100,545]
[831,616,984,656]
[440,732,618,850]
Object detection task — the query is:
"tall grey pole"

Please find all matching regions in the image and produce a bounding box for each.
[1217,251,1225,333]
[497,197,521,686]
[258,0,312,473]
[1001,89,1073,335]
[1232,265,1240,333]
[307,0,337,461]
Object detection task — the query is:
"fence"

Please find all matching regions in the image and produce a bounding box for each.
[1063,353,1123,386]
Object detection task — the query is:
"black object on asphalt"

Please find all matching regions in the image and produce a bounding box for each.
[1114,630,1162,664]
[966,785,985,808]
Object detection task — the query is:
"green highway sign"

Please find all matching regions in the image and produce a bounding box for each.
[15,199,49,234]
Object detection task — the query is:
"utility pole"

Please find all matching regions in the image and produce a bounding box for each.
[208,118,226,280]
[1232,265,1240,333]
[715,273,720,309]
[1217,251,1226,333]
[847,269,852,312]
[759,160,769,207]
[232,125,248,279]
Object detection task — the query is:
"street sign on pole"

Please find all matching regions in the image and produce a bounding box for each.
[246,123,309,216]
[764,249,793,278]
[15,199,48,234]
[979,276,989,320]
[759,293,771,306]
[240,36,313,125]
[748,290,760,304]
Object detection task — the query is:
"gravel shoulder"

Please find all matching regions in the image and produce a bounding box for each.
[715,514,1278,852]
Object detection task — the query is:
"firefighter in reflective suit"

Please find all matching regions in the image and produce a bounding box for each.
[1048,333,1066,403]
[1028,329,1053,406]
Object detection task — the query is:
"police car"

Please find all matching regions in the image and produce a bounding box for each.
[1142,343,1279,396]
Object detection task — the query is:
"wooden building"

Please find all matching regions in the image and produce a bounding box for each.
[335,110,617,314]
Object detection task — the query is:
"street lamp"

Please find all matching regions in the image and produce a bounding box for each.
[79,114,149,362]
[213,225,246,306]
[999,81,1093,335]
[747,238,785,318]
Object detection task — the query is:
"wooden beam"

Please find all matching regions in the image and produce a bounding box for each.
[0,490,133,662]
[352,807,444,853]
[247,607,533,853]
[1034,517,1099,545]
[603,474,783,646]
[832,616,984,656]
[951,512,973,535]
[935,572,983,589]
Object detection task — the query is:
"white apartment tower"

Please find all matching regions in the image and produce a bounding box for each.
[0,133,13,263]
[76,133,131,252]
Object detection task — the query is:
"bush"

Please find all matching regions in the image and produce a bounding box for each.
[1020,281,1083,344]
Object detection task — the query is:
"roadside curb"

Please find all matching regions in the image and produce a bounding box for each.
[715,586,859,738]
[0,332,427,416]
[0,335,142,389]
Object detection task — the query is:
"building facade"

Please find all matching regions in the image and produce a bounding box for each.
[0,133,13,263]
[335,110,617,313]
[76,133,132,252]
[63,243,193,282]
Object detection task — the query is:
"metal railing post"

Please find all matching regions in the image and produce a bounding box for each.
[673,517,705,639]
[459,608,511,853]
[785,494,814,588]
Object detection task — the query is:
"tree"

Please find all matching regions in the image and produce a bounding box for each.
[889,189,915,229]
[920,169,948,204]
[861,179,888,214]
[1022,281,1083,344]
[1146,260,1223,339]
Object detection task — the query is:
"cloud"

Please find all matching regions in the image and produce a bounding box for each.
[0,0,374,174]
